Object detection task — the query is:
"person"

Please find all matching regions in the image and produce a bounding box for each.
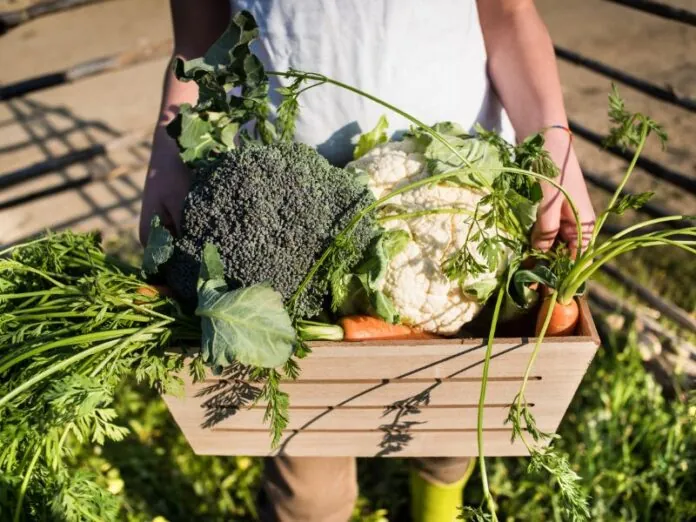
[139,1,596,521]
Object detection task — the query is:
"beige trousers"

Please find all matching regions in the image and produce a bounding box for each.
[257,456,474,522]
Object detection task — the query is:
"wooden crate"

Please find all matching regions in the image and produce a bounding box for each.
[162,299,600,457]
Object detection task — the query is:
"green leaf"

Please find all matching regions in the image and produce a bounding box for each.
[353,115,389,159]
[505,189,540,233]
[461,277,499,303]
[141,215,174,276]
[196,283,296,369]
[219,122,240,148]
[331,229,408,324]
[499,257,540,322]
[370,288,400,324]
[173,11,260,80]
[199,243,226,282]
[417,124,502,187]
[276,90,300,141]
[605,83,668,150]
[513,265,557,293]
[358,228,410,287]
[168,10,273,165]
[605,192,654,216]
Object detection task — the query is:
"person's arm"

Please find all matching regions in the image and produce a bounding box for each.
[477,0,595,253]
[139,0,231,245]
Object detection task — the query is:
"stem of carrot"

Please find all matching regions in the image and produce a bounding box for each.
[586,123,649,252]
[477,286,505,522]
[515,291,558,417]
[13,442,42,522]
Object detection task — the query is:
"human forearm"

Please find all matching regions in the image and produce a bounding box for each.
[478,0,594,251]
[155,0,232,127]
[140,1,231,243]
[478,0,567,141]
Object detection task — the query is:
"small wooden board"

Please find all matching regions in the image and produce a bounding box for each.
[162,299,600,457]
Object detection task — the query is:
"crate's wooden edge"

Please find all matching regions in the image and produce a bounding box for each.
[577,296,601,346]
[165,296,600,357]
[184,430,545,458]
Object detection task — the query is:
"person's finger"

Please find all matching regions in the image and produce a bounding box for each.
[559,188,596,257]
[561,218,595,258]
[531,195,563,251]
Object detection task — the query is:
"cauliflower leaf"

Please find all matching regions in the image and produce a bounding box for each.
[410,122,503,188]
[353,115,390,160]
[333,229,409,323]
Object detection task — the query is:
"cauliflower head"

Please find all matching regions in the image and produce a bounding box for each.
[346,137,506,335]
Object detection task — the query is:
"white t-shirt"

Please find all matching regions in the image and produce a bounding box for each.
[232,0,514,166]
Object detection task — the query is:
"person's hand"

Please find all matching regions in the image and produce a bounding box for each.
[531,131,596,257]
[138,125,191,246]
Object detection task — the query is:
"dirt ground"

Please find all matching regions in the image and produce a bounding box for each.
[0,0,694,247]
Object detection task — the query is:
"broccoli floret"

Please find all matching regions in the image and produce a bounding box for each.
[163,141,376,318]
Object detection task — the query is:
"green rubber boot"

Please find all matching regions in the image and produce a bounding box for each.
[409,460,475,522]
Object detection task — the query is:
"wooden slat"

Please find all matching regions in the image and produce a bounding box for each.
[163,402,561,432]
[198,340,598,382]
[179,375,565,408]
[186,429,535,457]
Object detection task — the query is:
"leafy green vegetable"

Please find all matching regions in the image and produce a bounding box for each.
[0,232,197,520]
[333,229,409,323]
[275,76,305,141]
[141,215,174,276]
[461,277,499,303]
[196,282,296,369]
[354,115,389,160]
[198,242,226,283]
[167,10,274,166]
[410,122,502,187]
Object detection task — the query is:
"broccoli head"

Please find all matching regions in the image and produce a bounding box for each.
[163,141,376,318]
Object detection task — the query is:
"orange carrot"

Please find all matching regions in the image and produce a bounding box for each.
[134,284,172,304]
[338,315,439,341]
[535,296,579,336]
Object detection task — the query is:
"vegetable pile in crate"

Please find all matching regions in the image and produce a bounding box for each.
[2,10,695,522]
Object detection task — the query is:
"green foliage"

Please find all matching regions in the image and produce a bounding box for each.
[275,75,305,141]
[333,228,410,323]
[0,232,199,521]
[410,121,502,187]
[605,84,667,150]
[486,327,696,521]
[141,215,174,276]
[194,243,295,369]
[197,282,296,369]
[605,191,654,216]
[168,10,275,166]
[354,115,390,160]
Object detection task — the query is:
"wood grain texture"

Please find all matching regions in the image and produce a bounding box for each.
[163,298,600,457]
[186,430,533,457]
